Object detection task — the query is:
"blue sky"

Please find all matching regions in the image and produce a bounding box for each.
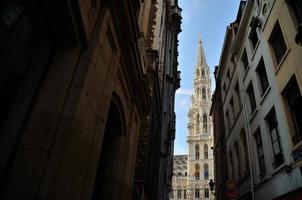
[174,0,240,155]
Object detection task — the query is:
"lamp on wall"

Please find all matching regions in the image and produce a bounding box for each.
[209,179,215,194]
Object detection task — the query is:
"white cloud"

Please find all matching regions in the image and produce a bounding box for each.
[176,87,193,96]
[180,96,190,107]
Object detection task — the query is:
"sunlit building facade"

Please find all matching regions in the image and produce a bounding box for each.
[171,38,214,200]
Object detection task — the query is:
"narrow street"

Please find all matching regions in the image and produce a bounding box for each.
[0,0,301,200]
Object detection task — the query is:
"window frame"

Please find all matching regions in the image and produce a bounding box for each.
[241,49,249,71]
[286,0,302,25]
[205,188,210,198]
[265,107,284,168]
[282,76,302,145]
[246,82,257,114]
[254,128,266,179]
[195,189,200,198]
[249,27,259,50]
[269,21,288,65]
[256,57,269,96]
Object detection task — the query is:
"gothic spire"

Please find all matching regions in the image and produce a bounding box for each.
[194,35,210,82]
[196,35,208,70]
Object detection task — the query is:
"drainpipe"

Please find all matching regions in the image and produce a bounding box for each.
[235,53,256,200]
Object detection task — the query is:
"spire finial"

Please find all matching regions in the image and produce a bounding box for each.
[198,34,202,44]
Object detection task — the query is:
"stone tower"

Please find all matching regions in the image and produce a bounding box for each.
[186,37,214,199]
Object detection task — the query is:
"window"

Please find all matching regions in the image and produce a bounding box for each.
[195,164,200,180]
[235,141,241,180]
[184,189,187,199]
[283,76,302,144]
[223,83,226,93]
[226,111,230,130]
[241,49,249,71]
[196,145,200,159]
[230,97,235,121]
[196,114,200,134]
[269,21,287,64]
[256,58,269,95]
[226,69,231,85]
[202,87,206,100]
[254,128,266,178]
[177,189,181,199]
[266,108,284,168]
[246,82,257,113]
[229,151,235,180]
[202,69,205,77]
[195,189,200,198]
[204,144,208,159]
[235,82,242,110]
[249,28,259,49]
[205,188,209,198]
[203,113,207,132]
[287,0,302,24]
[240,130,250,176]
[204,163,209,179]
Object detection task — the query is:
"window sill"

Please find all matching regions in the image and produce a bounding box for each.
[272,163,287,176]
[249,108,258,123]
[275,48,291,75]
[260,86,271,105]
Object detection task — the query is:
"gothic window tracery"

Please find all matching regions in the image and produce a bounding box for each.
[204,144,208,159]
[195,164,200,180]
[203,113,207,132]
[202,87,206,100]
[204,163,209,179]
[195,145,200,159]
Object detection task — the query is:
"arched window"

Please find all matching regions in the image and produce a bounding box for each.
[204,144,208,159]
[202,69,205,77]
[202,87,206,100]
[196,114,200,134]
[240,129,250,176]
[184,188,187,199]
[195,145,200,159]
[195,164,200,180]
[93,94,126,199]
[177,187,182,199]
[204,188,209,198]
[235,141,241,180]
[204,163,209,179]
[203,113,207,132]
[195,188,200,198]
[197,69,200,77]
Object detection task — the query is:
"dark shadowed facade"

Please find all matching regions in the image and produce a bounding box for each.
[0,0,181,199]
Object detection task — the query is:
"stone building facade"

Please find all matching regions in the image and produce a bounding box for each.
[171,38,214,200]
[211,0,302,199]
[0,0,181,200]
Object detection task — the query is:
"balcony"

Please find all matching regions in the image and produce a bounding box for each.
[187,134,211,141]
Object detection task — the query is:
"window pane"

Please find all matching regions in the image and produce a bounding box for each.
[273,141,281,154]
[271,128,278,141]
[271,22,287,64]
[293,0,302,23]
